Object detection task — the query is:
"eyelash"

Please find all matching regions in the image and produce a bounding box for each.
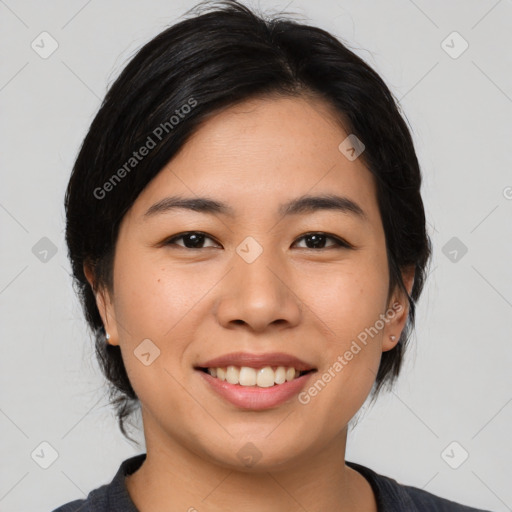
[163,231,353,250]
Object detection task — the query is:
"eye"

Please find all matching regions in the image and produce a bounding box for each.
[293,232,353,250]
[163,231,353,250]
[164,231,219,249]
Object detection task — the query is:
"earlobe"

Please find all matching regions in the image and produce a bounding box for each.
[382,266,415,352]
[382,301,408,352]
[83,262,120,346]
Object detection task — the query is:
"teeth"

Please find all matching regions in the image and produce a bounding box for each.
[256,367,274,388]
[285,367,296,382]
[226,365,239,384]
[206,365,303,387]
[274,366,286,384]
[239,366,257,386]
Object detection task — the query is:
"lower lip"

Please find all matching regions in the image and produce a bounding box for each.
[197,370,315,410]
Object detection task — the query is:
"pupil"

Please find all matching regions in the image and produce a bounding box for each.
[307,234,325,248]
[185,233,203,248]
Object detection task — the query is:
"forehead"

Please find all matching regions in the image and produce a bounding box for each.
[127,95,380,225]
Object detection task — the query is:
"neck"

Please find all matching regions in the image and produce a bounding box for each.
[125,411,377,512]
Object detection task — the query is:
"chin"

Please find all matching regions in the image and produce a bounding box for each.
[200,437,310,473]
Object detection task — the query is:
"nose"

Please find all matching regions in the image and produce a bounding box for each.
[214,248,303,333]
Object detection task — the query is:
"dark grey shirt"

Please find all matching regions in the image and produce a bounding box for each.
[51,453,493,511]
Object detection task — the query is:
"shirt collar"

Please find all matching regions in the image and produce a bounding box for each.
[346,460,421,511]
[105,453,146,511]
[109,453,421,512]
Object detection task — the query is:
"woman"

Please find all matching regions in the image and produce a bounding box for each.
[53,1,492,510]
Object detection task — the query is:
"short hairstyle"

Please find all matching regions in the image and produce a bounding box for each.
[65,0,432,441]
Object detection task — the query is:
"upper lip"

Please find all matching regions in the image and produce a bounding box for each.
[197,352,316,372]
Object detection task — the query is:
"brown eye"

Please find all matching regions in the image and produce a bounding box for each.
[164,232,219,249]
[163,231,352,251]
[293,232,352,250]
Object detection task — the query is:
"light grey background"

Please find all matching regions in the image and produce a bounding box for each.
[1,1,511,511]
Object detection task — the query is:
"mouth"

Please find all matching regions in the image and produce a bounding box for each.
[194,352,317,410]
[196,365,315,388]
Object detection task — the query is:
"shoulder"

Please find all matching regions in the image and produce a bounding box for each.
[50,453,146,512]
[346,460,493,512]
[50,484,109,512]
[398,482,493,511]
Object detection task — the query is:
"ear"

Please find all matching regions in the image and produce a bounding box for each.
[83,261,120,346]
[382,265,415,352]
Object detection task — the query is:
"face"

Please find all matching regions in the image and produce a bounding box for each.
[88,95,412,471]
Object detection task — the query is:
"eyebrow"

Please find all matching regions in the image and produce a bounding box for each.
[143,194,367,221]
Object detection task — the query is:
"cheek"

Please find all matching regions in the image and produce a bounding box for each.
[300,256,389,339]
[293,257,389,421]
[110,251,222,395]
[110,251,204,416]
[113,248,207,341]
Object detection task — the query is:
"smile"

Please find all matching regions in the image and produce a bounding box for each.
[196,368,317,410]
[199,365,313,388]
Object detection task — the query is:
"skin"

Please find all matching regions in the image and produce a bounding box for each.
[85,95,414,511]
